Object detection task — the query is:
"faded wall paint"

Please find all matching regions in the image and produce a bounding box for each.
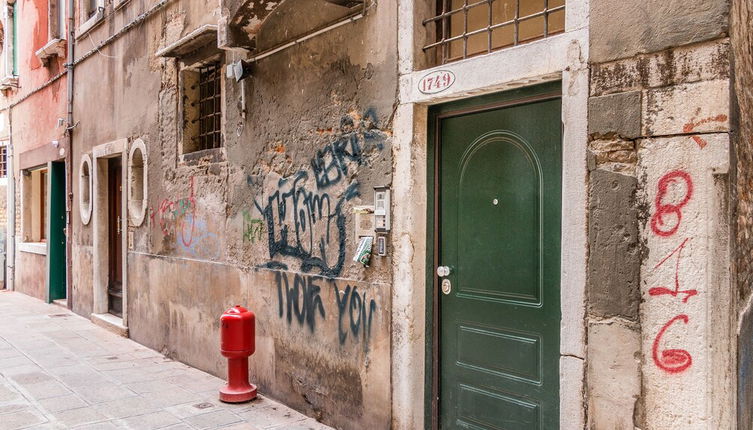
[68,0,396,428]
[4,0,68,301]
[14,251,45,300]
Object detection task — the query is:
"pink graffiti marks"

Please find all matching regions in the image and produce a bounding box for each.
[649,170,697,373]
[652,314,693,373]
[649,238,698,303]
[682,114,728,149]
[650,171,693,237]
[153,176,197,246]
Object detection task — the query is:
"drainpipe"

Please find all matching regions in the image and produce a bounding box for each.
[6,107,14,291]
[64,0,74,307]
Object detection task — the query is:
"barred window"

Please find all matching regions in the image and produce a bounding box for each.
[180,58,224,155]
[0,146,6,178]
[197,62,222,151]
[424,0,566,65]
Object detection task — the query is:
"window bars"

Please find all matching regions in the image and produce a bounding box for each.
[197,62,223,151]
[0,146,6,178]
[423,0,565,64]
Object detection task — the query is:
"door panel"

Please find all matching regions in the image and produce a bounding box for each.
[48,161,66,302]
[108,158,123,317]
[436,86,562,429]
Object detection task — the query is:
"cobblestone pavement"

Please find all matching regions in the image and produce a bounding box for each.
[0,291,333,430]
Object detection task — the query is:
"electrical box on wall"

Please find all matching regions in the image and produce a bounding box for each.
[374,186,391,232]
[353,206,375,239]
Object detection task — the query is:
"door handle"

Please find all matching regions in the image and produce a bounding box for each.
[437,266,451,277]
[117,216,121,235]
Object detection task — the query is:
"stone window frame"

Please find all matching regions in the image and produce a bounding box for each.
[36,0,67,65]
[0,3,18,89]
[21,165,49,248]
[127,138,147,227]
[79,153,93,225]
[77,0,104,37]
[177,50,226,164]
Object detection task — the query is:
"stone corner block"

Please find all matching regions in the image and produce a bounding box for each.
[587,169,640,320]
[588,91,641,139]
[586,319,641,430]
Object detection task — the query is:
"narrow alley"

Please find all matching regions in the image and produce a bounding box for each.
[0,291,331,430]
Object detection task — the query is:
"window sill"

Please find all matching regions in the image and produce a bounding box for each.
[18,242,47,255]
[113,0,130,11]
[179,147,226,166]
[35,38,66,65]
[77,9,104,39]
[0,75,19,90]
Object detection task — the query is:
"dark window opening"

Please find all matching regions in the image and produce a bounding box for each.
[40,169,47,242]
[197,62,222,151]
[0,146,7,178]
[87,0,98,19]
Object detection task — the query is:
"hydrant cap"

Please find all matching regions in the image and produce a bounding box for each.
[225,305,248,314]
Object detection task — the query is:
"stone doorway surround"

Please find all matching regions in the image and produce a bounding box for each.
[91,138,129,334]
[391,0,590,428]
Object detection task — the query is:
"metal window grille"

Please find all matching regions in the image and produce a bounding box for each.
[423,0,566,65]
[197,62,223,151]
[0,147,6,178]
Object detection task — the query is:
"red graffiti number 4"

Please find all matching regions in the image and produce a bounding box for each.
[650,171,693,237]
[648,238,698,303]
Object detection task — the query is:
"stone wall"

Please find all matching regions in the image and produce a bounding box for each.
[587,0,735,426]
[731,0,753,427]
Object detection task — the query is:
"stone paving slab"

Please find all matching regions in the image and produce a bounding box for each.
[0,291,333,430]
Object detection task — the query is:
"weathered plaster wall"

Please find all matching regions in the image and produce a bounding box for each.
[6,0,68,300]
[70,1,396,428]
[587,1,735,423]
[14,251,45,299]
[731,0,753,426]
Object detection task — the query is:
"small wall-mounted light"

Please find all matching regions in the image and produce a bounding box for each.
[229,60,253,82]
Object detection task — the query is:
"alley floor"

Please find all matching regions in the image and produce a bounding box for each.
[0,291,332,430]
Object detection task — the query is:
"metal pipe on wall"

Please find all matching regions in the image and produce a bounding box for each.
[64,0,74,308]
[6,108,15,292]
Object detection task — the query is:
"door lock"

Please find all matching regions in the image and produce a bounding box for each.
[441,279,452,295]
[436,266,452,277]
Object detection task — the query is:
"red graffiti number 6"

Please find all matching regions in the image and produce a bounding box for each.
[651,171,693,237]
[652,314,692,373]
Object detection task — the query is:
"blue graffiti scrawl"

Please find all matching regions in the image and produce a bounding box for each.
[253,110,387,278]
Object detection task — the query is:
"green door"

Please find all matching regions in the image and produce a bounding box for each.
[48,161,66,302]
[433,83,562,429]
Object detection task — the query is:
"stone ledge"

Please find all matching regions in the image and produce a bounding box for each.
[91,313,129,337]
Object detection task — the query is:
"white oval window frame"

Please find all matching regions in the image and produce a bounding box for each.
[79,154,93,225]
[128,139,148,227]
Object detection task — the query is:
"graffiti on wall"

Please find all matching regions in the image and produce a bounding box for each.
[151,177,220,260]
[682,114,728,149]
[242,210,265,243]
[275,271,378,347]
[250,111,387,278]
[648,169,696,374]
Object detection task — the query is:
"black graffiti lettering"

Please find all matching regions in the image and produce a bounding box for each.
[255,175,358,278]
[251,112,387,278]
[335,285,351,344]
[334,284,376,346]
[349,287,363,337]
[275,272,325,332]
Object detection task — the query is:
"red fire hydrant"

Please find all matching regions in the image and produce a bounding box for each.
[219,305,257,403]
